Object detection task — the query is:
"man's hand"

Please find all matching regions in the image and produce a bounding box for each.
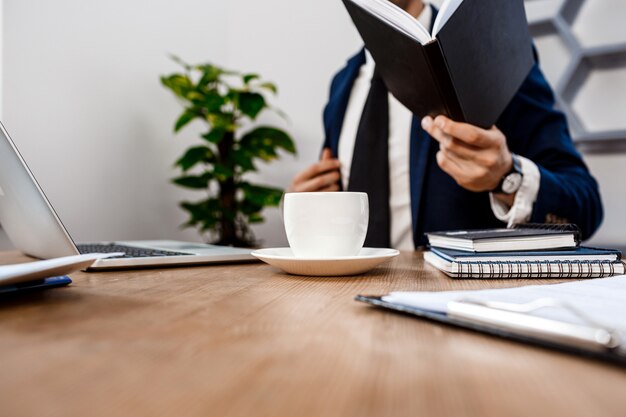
[288,148,341,192]
[421,115,513,197]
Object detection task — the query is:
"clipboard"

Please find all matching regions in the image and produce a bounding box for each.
[355,295,626,366]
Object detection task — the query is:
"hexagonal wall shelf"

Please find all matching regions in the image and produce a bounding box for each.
[529,20,572,88]
[525,0,626,152]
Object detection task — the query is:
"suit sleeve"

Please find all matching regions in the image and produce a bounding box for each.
[496,61,603,240]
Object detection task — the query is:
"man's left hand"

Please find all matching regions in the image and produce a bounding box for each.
[421,115,513,194]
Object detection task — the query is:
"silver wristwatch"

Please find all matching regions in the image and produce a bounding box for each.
[494,154,523,195]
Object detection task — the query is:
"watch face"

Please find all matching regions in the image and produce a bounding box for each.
[502,172,523,194]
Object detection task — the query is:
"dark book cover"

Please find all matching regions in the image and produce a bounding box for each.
[427,227,578,242]
[430,246,623,262]
[342,0,534,128]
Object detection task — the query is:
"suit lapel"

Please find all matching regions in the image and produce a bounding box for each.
[322,49,366,157]
[410,4,439,247]
[409,119,433,247]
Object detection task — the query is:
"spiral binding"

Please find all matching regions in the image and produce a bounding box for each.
[454,260,624,278]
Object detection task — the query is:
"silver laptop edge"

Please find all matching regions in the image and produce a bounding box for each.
[0,121,255,269]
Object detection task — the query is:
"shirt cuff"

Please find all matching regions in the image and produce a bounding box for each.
[489,155,541,227]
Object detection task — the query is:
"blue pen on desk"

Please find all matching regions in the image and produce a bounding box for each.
[0,276,72,295]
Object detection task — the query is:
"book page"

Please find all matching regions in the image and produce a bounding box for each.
[432,0,464,37]
[350,0,432,44]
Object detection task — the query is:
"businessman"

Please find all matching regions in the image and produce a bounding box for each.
[289,0,603,250]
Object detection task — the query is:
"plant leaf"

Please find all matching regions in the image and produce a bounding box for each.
[201,129,226,144]
[240,182,284,207]
[231,149,257,173]
[243,73,260,84]
[247,213,265,223]
[172,173,211,189]
[208,113,237,132]
[258,82,278,94]
[180,198,221,230]
[240,199,263,215]
[174,110,197,132]
[175,146,215,171]
[238,92,266,120]
[187,91,206,103]
[161,74,194,100]
[196,64,223,87]
[239,127,297,161]
[203,92,226,112]
[212,164,234,181]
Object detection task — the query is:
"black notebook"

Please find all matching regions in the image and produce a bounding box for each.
[343,0,534,128]
[426,224,581,252]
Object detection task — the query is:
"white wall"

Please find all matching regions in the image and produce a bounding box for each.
[0,0,624,251]
[1,0,362,248]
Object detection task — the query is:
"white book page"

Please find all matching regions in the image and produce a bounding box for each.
[383,276,626,335]
[432,0,464,36]
[350,0,432,44]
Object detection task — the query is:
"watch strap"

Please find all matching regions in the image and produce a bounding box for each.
[493,154,523,194]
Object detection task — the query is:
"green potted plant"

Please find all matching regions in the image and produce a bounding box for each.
[161,57,296,247]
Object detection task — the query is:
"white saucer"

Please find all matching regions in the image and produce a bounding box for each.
[251,247,400,276]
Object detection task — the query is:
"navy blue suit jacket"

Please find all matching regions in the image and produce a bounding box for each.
[322,45,602,247]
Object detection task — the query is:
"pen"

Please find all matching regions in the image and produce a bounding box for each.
[447,299,622,352]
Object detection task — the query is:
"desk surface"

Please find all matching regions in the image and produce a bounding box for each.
[0,250,625,417]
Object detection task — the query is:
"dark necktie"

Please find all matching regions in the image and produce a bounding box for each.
[348,71,390,248]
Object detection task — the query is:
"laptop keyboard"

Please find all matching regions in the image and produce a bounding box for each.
[76,243,193,259]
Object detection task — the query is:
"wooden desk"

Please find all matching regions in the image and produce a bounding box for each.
[0,251,624,417]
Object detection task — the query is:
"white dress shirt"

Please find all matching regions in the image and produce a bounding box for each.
[338,5,541,250]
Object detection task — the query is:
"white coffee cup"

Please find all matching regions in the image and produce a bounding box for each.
[283,192,369,258]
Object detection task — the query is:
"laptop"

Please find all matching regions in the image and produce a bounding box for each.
[0,121,256,270]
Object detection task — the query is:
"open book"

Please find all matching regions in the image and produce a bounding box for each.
[343,0,534,128]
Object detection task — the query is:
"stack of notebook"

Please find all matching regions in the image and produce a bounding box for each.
[425,224,624,279]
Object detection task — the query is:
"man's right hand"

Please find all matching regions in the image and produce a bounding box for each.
[288,148,341,192]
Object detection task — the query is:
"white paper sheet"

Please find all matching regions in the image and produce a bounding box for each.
[383,276,626,333]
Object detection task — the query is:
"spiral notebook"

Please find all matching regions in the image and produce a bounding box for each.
[425,246,624,279]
